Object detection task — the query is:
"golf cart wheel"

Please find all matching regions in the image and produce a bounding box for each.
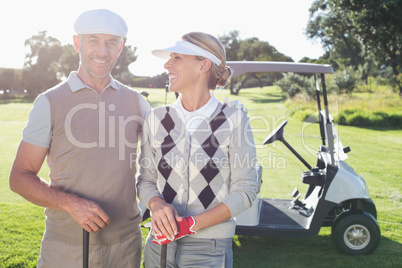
[332,212,380,255]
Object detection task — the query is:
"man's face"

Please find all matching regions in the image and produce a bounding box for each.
[74,34,123,81]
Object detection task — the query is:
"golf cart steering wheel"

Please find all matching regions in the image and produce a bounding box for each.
[263,120,287,145]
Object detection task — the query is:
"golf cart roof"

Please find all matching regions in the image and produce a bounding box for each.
[226,61,334,77]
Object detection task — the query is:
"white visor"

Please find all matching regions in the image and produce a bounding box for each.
[152,40,222,66]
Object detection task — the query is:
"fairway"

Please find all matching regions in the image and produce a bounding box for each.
[1,86,401,267]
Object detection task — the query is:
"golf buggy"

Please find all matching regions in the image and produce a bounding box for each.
[228,61,380,255]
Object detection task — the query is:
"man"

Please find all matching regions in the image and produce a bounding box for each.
[9,9,150,267]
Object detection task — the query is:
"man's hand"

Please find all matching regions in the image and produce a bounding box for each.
[66,195,110,233]
[152,216,196,245]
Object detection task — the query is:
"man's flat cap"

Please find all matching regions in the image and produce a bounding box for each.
[74,9,128,37]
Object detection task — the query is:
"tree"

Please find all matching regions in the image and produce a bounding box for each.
[306,1,365,71]
[111,38,138,84]
[238,38,292,62]
[307,0,402,95]
[275,73,314,99]
[24,31,62,68]
[341,0,402,95]
[332,65,360,95]
[219,30,241,61]
[219,33,293,94]
[23,31,63,96]
[58,44,79,79]
[23,32,138,97]
[233,38,292,94]
[0,69,16,90]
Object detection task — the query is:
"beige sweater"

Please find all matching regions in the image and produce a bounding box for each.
[43,80,143,245]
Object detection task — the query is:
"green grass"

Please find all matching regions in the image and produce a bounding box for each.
[1,87,401,267]
[0,203,44,267]
[286,87,402,128]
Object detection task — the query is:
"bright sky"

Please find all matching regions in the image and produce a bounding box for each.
[1,0,323,77]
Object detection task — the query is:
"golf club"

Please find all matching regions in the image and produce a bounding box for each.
[160,244,167,268]
[83,229,89,268]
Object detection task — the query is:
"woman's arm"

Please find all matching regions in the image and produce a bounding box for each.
[136,112,180,238]
[223,111,258,217]
[191,202,231,231]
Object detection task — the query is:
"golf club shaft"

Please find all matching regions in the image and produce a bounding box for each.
[160,244,167,268]
[83,229,89,268]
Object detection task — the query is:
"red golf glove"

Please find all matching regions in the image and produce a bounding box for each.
[152,216,196,245]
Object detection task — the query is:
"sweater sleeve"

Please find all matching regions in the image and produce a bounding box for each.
[222,110,258,217]
[136,111,163,209]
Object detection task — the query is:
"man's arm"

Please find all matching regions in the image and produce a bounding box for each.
[9,141,110,233]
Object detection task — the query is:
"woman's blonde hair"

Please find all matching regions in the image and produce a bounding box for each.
[182,32,233,89]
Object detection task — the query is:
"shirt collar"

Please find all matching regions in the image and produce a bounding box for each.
[174,93,219,118]
[173,93,219,135]
[67,72,119,93]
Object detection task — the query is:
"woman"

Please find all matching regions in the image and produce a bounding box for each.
[137,32,258,267]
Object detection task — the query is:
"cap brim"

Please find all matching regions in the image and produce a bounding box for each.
[151,40,222,66]
[152,45,204,60]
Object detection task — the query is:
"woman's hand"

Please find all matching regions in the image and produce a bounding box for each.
[148,197,181,241]
[152,216,196,245]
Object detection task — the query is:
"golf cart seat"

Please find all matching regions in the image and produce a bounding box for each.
[301,167,325,186]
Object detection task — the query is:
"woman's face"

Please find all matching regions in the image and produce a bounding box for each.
[164,53,203,93]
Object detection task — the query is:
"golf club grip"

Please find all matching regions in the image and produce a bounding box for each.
[83,229,89,268]
[160,244,167,268]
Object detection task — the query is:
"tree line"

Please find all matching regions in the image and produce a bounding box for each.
[0,29,291,98]
[1,0,401,99]
[305,0,401,96]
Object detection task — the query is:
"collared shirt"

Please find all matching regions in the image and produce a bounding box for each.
[173,93,219,136]
[22,72,150,148]
[67,71,119,93]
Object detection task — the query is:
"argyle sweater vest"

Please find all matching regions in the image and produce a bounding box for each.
[137,102,258,239]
